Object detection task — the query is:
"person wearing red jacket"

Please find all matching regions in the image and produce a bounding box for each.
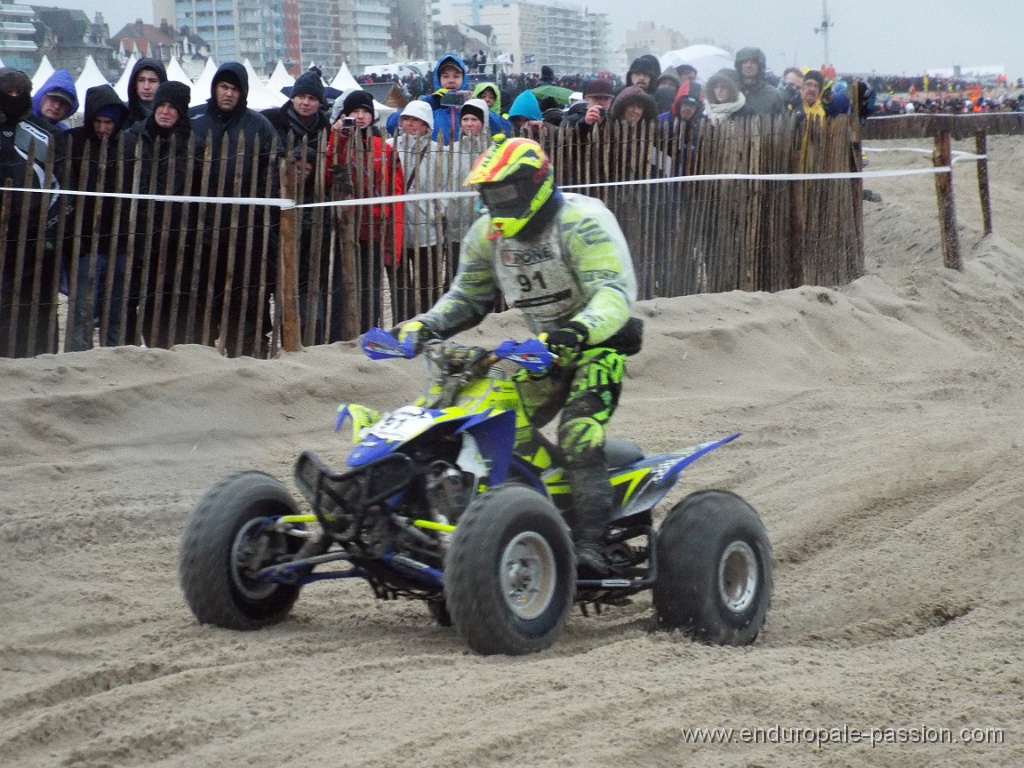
[327,90,403,336]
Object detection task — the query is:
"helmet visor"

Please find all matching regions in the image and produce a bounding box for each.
[479,180,528,216]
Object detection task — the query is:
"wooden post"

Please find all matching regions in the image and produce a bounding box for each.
[932,130,962,271]
[277,157,302,352]
[975,132,993,235]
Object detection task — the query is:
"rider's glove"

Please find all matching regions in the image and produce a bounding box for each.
[541,321,589,366]
[391,320,437,356]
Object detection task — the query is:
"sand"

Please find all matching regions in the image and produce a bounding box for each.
[2,136,1022,767]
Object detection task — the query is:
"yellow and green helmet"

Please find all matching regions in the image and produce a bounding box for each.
[465,134,554,240]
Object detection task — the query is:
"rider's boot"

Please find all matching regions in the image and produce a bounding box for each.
[566,452,613,576]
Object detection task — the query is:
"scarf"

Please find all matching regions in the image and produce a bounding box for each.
[705,91,747,125]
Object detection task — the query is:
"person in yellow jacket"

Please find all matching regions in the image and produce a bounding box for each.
[394,135,642,574]
[801,69,827,119]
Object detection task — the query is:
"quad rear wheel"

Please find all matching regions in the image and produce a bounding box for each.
[445,484,575,655]
[653,490,773,645]
[179,471,305,630]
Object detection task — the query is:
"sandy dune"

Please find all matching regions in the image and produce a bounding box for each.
[2,137,1022,767]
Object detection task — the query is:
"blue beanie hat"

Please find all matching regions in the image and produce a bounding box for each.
[95,104,126,128]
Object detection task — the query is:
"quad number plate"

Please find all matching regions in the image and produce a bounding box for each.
[367,406,434,442]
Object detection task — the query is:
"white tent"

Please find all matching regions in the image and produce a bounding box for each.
[73,56,113,113]
[242,58,287,110]
[267,60,295,95]
[659,44,734,84]
[241,58,265,87]
[113,54,138,101]
[328,62,394,123]
[31,55,55,92]
[165,56,194,88]
[329,61,359,91]
[0,57,6,69]
[190,57,217,107]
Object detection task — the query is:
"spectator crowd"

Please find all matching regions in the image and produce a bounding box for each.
[2,47,1021,358]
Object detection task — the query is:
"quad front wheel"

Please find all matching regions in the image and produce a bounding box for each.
[179,471,305,630]
[653,489,773,645]
[445,484,575,655]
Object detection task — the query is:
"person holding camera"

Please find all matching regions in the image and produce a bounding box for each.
[564,78,614,133]
[326,90,403,336]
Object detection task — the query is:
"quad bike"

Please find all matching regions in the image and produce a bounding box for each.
[179,328,773,655]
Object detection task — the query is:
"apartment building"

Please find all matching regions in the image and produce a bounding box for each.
[176,0,284,72]
[451,0,609,75]
[0,1,38,70]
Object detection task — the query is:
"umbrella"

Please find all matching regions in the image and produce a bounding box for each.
[531,83,574,107]
[659,45,734,83]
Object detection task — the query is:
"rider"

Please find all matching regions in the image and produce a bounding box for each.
[394,135,642,574]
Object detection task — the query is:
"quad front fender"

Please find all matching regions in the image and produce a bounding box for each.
[457,409,517,486]
[335,403,382,443]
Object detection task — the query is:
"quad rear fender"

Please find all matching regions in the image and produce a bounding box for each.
[611,434,741,521]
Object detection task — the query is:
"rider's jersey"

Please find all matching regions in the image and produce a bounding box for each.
[418,193,637,345]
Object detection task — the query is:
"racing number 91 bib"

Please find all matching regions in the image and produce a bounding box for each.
[496,229,584,326]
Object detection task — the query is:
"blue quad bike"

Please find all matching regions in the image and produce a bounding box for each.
[179,329,773,655]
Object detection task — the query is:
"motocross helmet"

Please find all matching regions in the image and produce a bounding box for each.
[465,134,553,240]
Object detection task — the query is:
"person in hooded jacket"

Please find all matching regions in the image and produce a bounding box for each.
[388,99,447,320]
[125,58,168,126]
[127,80,197,349]
[652,68,681,115]
[705,69,755,127]
[385,55,509,143]
[606,85,659,281]
[624,54,661,95]
[63,84,135,350]
[0,68,62,357]
[660,82,705,132]
[609,85,658,127]
[657,82,704,175]
[506,88,545,135]
[471,81,512,135]
[190,62,281,357]
[32,69,78,132]
[734,47,786,115]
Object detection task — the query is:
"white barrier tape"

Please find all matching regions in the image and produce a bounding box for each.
[863,147,987,163]
[0,187,295,208]
[296,190,477,209]
[0,150,987,210]
[561,166,954,191]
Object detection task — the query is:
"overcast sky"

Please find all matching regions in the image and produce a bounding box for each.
[446,0,1024,78]
[57,0,1024,79]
